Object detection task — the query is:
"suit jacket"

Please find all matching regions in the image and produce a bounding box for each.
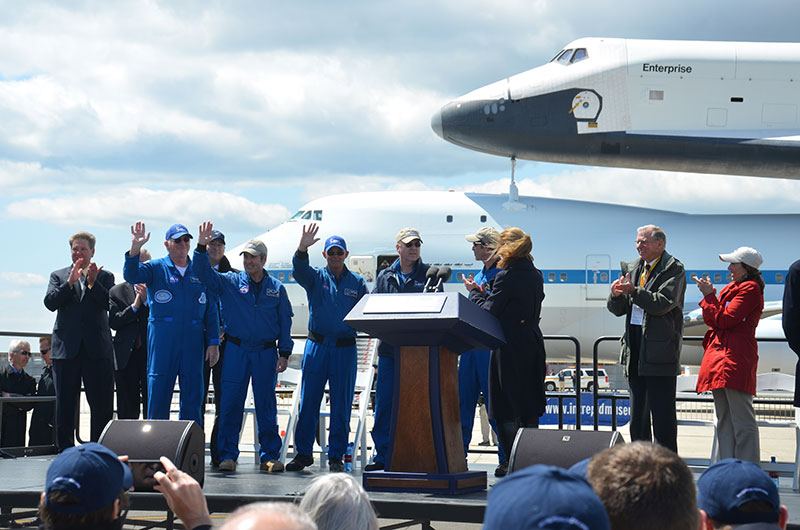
[109,282,150,371]
[782,258,800,406]
[43,265,114,361]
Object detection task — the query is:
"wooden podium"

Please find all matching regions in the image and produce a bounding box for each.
[344,292,505,494]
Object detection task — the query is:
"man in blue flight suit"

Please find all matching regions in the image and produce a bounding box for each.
[193,222,293,474]
[285,223,368,472]
[124,222,220,424]
[459,227,507,476]
[365,227,438,471]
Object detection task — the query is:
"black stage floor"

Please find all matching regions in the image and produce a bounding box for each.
[3,455,800,528]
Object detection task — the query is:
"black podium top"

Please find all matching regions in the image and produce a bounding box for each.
[344,292,505,354]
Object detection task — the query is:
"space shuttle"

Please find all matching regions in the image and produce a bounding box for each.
[431,37,800,178]
[229,190,800,375]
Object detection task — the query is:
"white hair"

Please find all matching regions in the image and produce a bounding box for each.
[220,501,317,530]
[299,474,378,530]
[8,339,31,357]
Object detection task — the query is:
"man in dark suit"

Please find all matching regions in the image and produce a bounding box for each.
[783,258,800,407]
[44,231,115,451]
[109,249,151,420]
[29,335,56,446]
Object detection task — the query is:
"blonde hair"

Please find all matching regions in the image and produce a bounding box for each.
[495,227,532,269]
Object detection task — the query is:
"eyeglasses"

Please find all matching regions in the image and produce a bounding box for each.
[40,348,50,354]
[404,241,421,248]
[174,236,191,243]
[327,250,345,256]
[18,350,31,356]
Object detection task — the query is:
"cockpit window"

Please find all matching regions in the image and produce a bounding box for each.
[313,210,323,221]
[290,210,305,220]
[556,49,574,64]
[301,211,312,220]
[550,49,566,62]
[571,48,588,63]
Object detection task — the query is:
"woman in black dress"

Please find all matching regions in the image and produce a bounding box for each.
[464,227,546,476]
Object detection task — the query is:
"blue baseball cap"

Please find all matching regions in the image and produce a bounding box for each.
[165,224,192,240]
[483,464,610,530]
[698,458,780,525]
[209,230,225,244]
[324,235,347,253]
[45,442,133,515]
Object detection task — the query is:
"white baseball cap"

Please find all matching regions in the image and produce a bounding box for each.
[719,247,763,269]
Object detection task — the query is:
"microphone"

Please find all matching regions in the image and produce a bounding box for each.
[423,266,439,292]
[433,266,452,292]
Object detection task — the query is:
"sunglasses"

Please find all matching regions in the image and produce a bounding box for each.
[174,236,191,243]
[327,249,345,256]
[40,348,50,354]
[18,350,31,356]
[403,241,421,248]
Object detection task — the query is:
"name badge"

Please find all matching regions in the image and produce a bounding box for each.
[630,304,644,325]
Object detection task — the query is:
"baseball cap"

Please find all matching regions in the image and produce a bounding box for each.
[324,235,347,253]
[483,464,610,530]
[209,230,225,244]
[240,239,268,257]
[719,247,763,269]
[165,224,192,241]
[465,227,500,248]
[44,442,133,515]
[396,227,423,244]
[697,458,780,525]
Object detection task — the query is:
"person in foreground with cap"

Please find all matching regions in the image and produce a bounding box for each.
[695,246,765,463]
[38,442,135,530]
[202,229,237,467]
[124,221,220,424]
[458,227,507,476]
[366,227,439,471]
[286,223,368,472]
[194,221,293,473]
[482,464,610,530]
[698,458,789,529]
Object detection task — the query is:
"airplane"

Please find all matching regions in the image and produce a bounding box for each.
[226,189,800,376]
[430,37,800,179]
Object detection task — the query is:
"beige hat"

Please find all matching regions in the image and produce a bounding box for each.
[396,227,423,244]
[719,246,763,269]
[465,227,500,248]
[240,239,268,257]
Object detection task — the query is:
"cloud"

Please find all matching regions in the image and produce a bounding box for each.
[5,188,291,231]
[0,272,45,286]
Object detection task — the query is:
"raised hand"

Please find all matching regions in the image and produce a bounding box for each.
[197,221,214,245]
[86,262,104,287]
[298,223,320,252]
[130,221,151,256]
[68,257,85,286]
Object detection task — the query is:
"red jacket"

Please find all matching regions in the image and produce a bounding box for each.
[696,280,763,395]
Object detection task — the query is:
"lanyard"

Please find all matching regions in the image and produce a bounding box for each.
[639,257,661,287]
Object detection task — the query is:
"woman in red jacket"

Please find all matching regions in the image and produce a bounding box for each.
[695,246,764,463]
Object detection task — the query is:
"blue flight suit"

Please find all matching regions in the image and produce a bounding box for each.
[371,258,435,465]
[292,251,368,459]
[193,249,293,463]
[124,252,219,424]
[458,262,506,463]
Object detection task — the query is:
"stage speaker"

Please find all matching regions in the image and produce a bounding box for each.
[98,420,204,491]
[508,428,625,472]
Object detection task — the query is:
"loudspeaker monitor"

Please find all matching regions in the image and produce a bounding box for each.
[508,428,624,472]
[99,420,204,490]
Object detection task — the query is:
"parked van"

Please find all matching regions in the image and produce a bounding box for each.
[544,367,610,392]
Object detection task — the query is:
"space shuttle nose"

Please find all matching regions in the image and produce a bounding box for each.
[430,108,444,139]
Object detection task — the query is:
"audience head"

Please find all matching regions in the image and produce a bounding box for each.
[69,231,96,264]
[496,227,533,269]
[221,501,317,530]
[8,339,32,371]
[138,248,152,263]
[635,225,666,263]
[299,473,378,530]
[39,443,133,529]
[207,231,226,267]
[698,458,788,529]
[395,227,422,267]
[483,464,610,530]
[39,335,52,365]
[467,227,500,263]
[587,441,699,530]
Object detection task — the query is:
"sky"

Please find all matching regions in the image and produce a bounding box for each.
[3,0,800,336]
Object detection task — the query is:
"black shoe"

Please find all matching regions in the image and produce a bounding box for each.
[364,461,384,471]
[285,454,314,471]
[478,441,491,446]
[495,462,508,477]
[329,458,344,472]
